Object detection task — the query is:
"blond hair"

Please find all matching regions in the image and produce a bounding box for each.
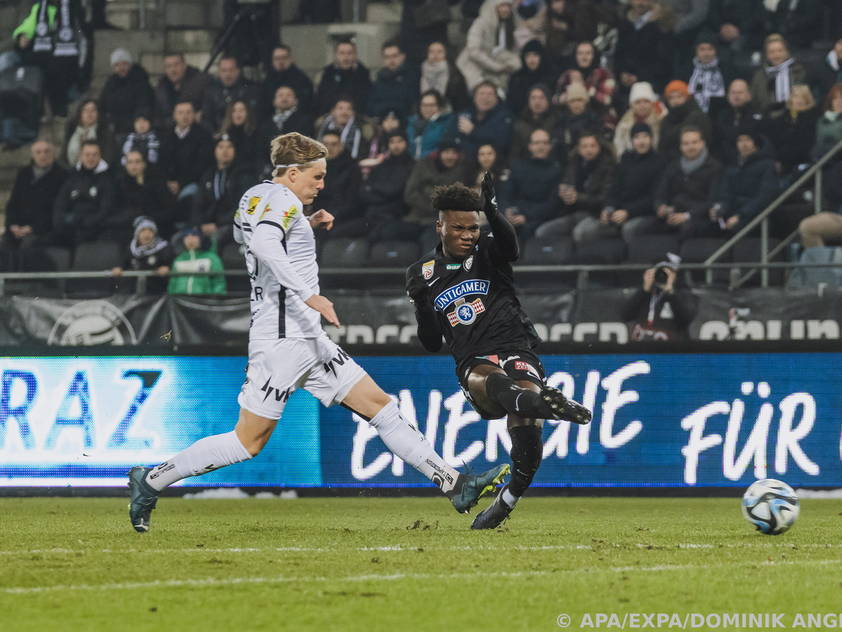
[788,84,815,110]
[269,132,327,176]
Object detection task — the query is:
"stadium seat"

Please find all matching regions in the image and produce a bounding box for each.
[679,237,731,285]
[320,238,369,267]
[572,238,627,287]
[44,247,72,271]
[733,237,783,286]
[521,235,575,265]
[368,240,421,267]
[67,241,123,296]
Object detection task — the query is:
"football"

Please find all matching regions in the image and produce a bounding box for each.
[741,479,800,535]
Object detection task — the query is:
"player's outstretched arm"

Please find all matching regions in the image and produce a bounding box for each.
[481,171,519,261]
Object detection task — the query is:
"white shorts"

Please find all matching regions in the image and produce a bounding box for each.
[237,334,367,419]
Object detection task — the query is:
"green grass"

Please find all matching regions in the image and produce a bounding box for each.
[0,497,840,632]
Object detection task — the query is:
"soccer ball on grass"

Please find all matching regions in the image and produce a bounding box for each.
[741,478,799,535]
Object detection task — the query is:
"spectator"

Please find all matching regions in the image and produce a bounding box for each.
[407,90,456,159]
[52,140,116,247]
[765,84,818,175]
[456,81,514,155]
[315,41,371,116]
[315,98,375,160]
[622,258,695,341]
[201,56,260,134]
[614,0,673,95]
[420,41,470,113]
[167,228,226,295]
[712,78,765,165]
[705,0,764,63]
[507,40,558,116]
[824,39,842,88]
[62,99,115,167]
[192,135,252,248]
[399,0,455,65]
[317,131,362,236]
[658,80,712,156]
[541,0,618,65]
[464,143,508,194]
[261,45,314,116]
[367,40,420,121]
[402,140,466,238]
[13,0,82,117]
[501,128,562,237]
[154,53,209,127]
[554,41,616,113]
[511,84,561,161]
[456,0,521,92]
[3,140,67,249]
[601,123,667,243]
[799,160,842,246]
[115,150,176,237]
[659,0,710,64]
[535,132,615,241]
[259,86,315,164]
[683,35,734,114]
[120,109,161,168]
[649,126,722,237]
[220,100,262,175]
[761,0,822,51]
[351,131,416,241]
[112,216,173,293]
[99,48,154,135]
[703,129,778,236]
[750,34,807,114]
[812,84,842,161]
[552,82,606,163]
[160,101,214,224]
[614,82,666,157]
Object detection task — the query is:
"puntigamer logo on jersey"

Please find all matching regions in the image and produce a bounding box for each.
[434,280,490,311]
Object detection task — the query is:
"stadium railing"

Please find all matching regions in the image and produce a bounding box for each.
[704,137,842,289]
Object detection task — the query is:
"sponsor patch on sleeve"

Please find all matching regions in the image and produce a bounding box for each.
[422,260,435,280]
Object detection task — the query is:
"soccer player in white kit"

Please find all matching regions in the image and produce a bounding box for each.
[128,133,509,532]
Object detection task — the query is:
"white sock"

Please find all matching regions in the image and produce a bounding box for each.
[502,487,519,508]
[369,401,460,494]
[145,431,253,491]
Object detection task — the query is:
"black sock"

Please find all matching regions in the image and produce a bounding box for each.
[508,425,543,499]
[485,372,550,418]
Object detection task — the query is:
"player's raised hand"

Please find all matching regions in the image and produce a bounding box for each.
[309,209,335,231]
[480,171,498,216]
[305,294,341,327]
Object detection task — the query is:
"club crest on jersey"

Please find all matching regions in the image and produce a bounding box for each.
[447,298,485,326]
[434,279,490,311]
[245,196,261,214]
[463,255,474,271]
[422,260,435,280]
[281,204,298,229]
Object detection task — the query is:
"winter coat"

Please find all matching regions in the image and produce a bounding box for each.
[154,65,209,126]
[121,130,161,167]
[320,150,362,226]
[621,288,696,341]
[259,109,315,155]
[561,148,616,215]
[115,172,176,235]
[552,107,606,160]
[315,62,372,115]
[506,40,558,115]
[456,101,514,155]
[605,149,667,217]
[261,63,314,115]
[404,154,465,224]
[201,77,261,134]
[53,161,115,241]
[223,124,263,176]
[706,0,765,51]
[5,163,68,236]
[167,249,226,295]
[367,63,421,120]
[716,151,779,223]
[749,61,808,113]
[712,102,765,165]
[511,108,562,161]
[100,64,155,135]
[761,0,822,51]
[555,66,616,109]
[360,152,415,219]
[765,106,819,173]
[407,112,456,159]
[613,102,667,157]
[160,123,214,187]
[501,157,563,225]
[658,98,712,157]
[456,0,522,90]
[654,155,723,217]
[192,164,254,226]
[812,112,842,162]
[419,61,470,112]
[614,13,673,91]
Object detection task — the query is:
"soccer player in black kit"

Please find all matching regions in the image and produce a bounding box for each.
[406,173,592,529]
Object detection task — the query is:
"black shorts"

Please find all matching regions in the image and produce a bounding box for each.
[456,350,546,419]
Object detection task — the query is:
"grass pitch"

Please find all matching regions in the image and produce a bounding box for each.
[1,496,840,632]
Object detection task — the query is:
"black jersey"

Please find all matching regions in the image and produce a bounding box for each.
[406,230,540,365]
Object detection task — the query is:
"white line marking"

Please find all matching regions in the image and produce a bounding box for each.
[4,559,841,595]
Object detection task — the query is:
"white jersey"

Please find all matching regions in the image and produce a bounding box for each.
[233,181,322,340]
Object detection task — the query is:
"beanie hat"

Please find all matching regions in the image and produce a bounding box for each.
[629,81,657,103]
[133,216,157,237]
[566,82,589,102]
[110,48,133,66]
[664,80,690,97]
[630,122,653,138]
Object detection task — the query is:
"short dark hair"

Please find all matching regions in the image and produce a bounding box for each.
[80,139,101,151]
[473,81,498,97]
[431,182,481,213]
[680,125,704,140]
[335,39,356,51]
[382,39,402,53]
[321,130,342,140]
[219,55,239,67]
[274,44,291,54]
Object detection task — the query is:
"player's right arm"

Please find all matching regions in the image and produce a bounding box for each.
[480,171,519,262]
[405,266,443,352]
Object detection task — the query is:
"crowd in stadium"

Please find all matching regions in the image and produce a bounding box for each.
[3,0,842,294]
